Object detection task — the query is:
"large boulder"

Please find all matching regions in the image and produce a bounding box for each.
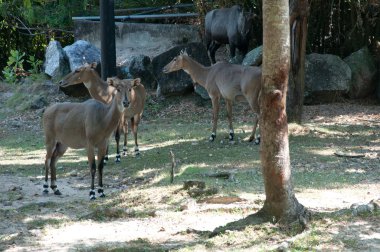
[63,40,101,71]
[129,55,155,89]
[116,63,132,79]
[59,40,100,97]
[242,45,263,66]
[44,40,70,81]
[305,53,351,104]
[344,47,377,98]
[152,42,210,98]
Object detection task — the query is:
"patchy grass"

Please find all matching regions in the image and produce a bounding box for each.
[0,81,379,251]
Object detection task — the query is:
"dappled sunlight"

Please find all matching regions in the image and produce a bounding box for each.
[177,163,210,176]
[141,137,203,151]
[296,183,380,211]
[345,168,366,174]
[307,148,336,157]
[1,84,379,251]
[0,146,87,167]
[23,214,70,223]
[34,211,243,251]
[306,125,350,136]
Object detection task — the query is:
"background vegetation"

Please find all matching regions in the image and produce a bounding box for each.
[0,0,379,76]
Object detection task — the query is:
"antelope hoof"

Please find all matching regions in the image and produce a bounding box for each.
[89,190,96,200]
[255,137,261,145]
[43,184,49,194]
[209,133,216,142]
[54,189,62,196]
[123,147,127,156]
[115,154,121,163]
[229,132,234,142]
[135,148,140,157]
[98,188,105,198]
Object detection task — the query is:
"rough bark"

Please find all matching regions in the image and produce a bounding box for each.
[259,0,309,226]
[287,0,309,123]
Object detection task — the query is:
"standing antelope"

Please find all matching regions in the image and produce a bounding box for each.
[59,63,146,161]
[43,79,129,199]
[107,77,146,158]
[205,5,253,63]
[163,51,261,143]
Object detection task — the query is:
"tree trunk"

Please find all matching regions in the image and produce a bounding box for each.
[287,0,309,123]
[259,0,309,225]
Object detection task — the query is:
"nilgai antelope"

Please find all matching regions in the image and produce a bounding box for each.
[163,51,261,143]
[107,77,146,158]
[59,63,146,161]
[43,79,129,200]
[205,5,253,63]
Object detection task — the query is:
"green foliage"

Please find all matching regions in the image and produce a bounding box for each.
[2,49,26,84]
[27,55,42,74]
[7,49,25,71]
[2,49,43,83]
[307,0,380,57]
[1,67,17,84]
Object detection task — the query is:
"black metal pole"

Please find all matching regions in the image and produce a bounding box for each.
[100,0,116,80]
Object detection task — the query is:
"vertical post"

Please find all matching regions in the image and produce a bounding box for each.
[100,0,116,80]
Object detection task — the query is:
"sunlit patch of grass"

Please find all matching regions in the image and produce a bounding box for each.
[19,201,59,214]
[26,218,66,230]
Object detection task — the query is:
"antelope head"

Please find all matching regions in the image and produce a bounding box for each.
[107,77,131,111]
[59,62,98,88]
[162,50,189,74]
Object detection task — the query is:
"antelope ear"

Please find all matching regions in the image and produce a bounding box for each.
[91,62,97,69]
[132,78,141,86]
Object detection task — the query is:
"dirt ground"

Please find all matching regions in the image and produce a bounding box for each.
[0,77,380,251]
[1,163,379,251]
[0,89,380,251]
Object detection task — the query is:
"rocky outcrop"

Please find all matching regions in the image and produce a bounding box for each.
[152,42,210,98]
[344,47,377,98]
[242,45,263,66]
[305,53,351,104]
[129,55,155,89]
[63,40,101,71]
[44,40,70,81]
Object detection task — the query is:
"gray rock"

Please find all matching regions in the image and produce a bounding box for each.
[242,45,263,66]
[152,42,210,98]
[344,47,377,98]
[44,41,70,81]
[305,53,351,104]
[63,40,101,71]
[129,55,155,89]
[116,64,132,79]
[351,202,377,216]
[194,85,210,100]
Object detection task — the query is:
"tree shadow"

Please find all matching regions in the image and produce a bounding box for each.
[209,210,268,237]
